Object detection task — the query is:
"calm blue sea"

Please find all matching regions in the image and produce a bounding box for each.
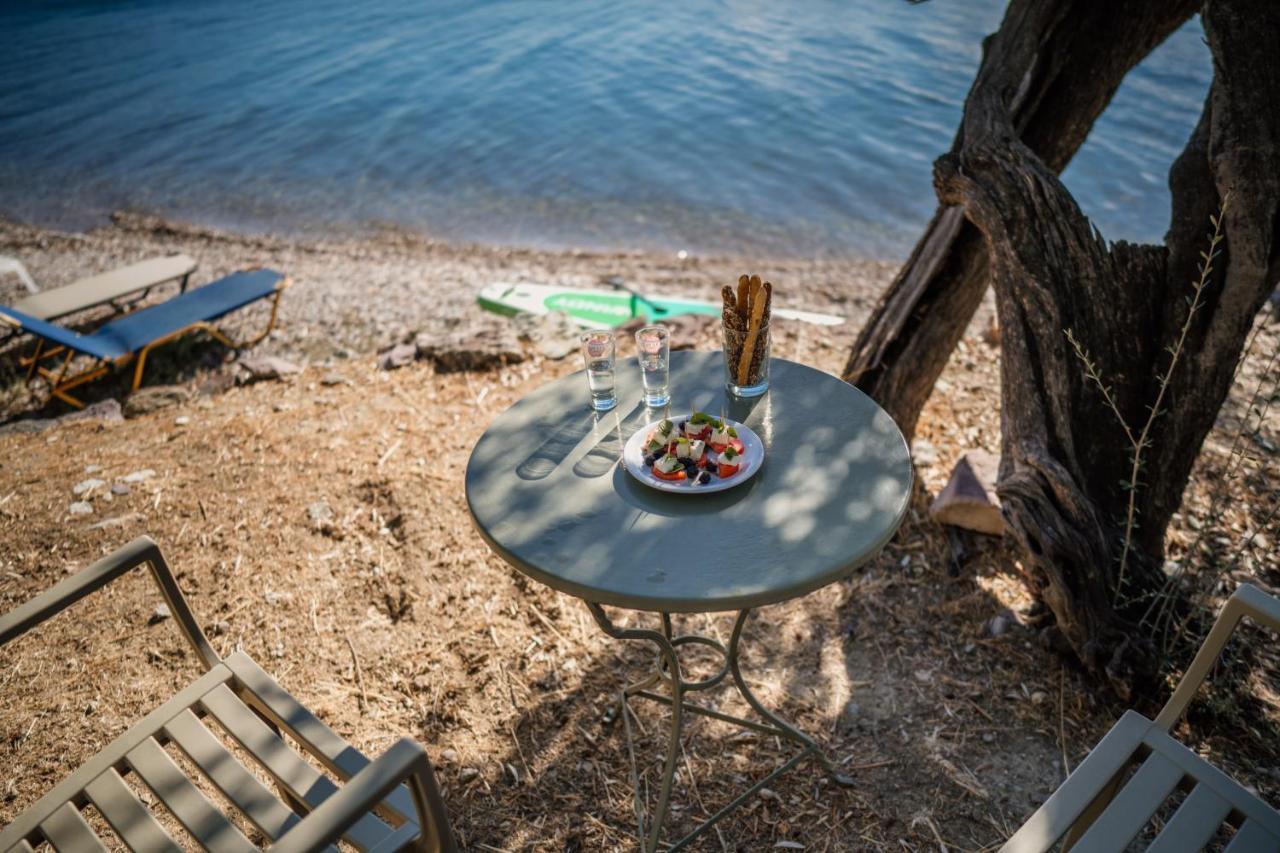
[0,0,1210,259]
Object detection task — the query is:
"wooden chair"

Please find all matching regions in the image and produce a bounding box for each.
[1002,584,1280,852]
[0,536,457,853]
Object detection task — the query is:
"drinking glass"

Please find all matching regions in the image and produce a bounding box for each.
[580,329,617,411]
[634,324,670,407]
[723,318,770,397]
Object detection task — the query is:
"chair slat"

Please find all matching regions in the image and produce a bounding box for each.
[1142,726,1280,837]
[83,769,183,853]
[200,684,395,852]
[365,822,423,853]
[126,737,256,853]
[163,709,302,842]
[39,802,107,853]
[1148,784,1233,853]
[1224,819,1280,853]
[1000,711,1153,852]
[225,652,415,824]
[1073,751,1185,849]
[5,840,37,853]
[0,664,234,851]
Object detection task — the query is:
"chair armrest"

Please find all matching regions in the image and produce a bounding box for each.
[268,738,456,853]
[0,535,219,669]
[1155,583,1280,729]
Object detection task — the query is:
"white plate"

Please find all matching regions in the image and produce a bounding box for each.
[622,414,764,494]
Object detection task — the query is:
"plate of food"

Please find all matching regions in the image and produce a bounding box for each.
[622,411,764,493]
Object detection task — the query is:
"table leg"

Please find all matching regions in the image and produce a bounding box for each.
[585,603,855,852]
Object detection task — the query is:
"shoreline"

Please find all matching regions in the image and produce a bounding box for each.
[0,210,903,364]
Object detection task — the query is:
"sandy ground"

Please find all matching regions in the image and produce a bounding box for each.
[0,214,1277,851]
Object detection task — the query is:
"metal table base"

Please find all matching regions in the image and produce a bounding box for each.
[586,603,855,852]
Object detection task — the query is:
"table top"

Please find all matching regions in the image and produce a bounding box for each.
[465,351,912,613]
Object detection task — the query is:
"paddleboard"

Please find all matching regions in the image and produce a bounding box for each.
[477,282,844,328]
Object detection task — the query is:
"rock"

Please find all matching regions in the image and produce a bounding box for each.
[120,469,156,484]
[307,500,339,537]
[513,310,580,360]
[111,483,131,496]
[1031,690,1048,705]
[320,372,350,387]
[68,501,93,516]
[985,609,1019,637]
[440,748,459,764]
[235,354,302,385]
[415,323,524,372]
[911,439,939,468]
[377,342,417,371]
[929,449,1004,536]
[264,589,292,607]
[208,620,231,636]
[458,767,481,784]
[86,512,143,530]
[174,416,190,426]
[124,385,189,418]
[84,464,102,474]
[60,399,124,426]
[149,603,172,625]
[73,478,106,496]
[197,371,237,397]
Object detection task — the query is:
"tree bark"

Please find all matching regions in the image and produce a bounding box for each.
[843,0,1200,440]
[933,0,1279,697]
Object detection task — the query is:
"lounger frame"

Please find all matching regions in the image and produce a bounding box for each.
[3,275,289,408]
[0,536,456,853]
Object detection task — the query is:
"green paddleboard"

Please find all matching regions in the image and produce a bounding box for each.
[477,282,844,328]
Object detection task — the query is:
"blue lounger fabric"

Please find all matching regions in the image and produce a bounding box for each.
[0,269,284,360]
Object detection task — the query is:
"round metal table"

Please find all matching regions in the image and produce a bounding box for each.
[466,351,912,851]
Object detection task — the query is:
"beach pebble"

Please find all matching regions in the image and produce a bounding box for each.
[124,385,189,418]
[513,310,578,360]
[235,354,302,384]
[320,372,350,387]
[1031,690,1048,705]
[111,482,131,496]
[68,501,93,516]
[84,464,102,474]
[910,439,938,468]
[440,748,459,764]
[377,342,417,371]
[149,604,172,624]
[459,767,481,784]
[174,416,190,426]
[121,469,156,484]
[87,512,143,530]
[73,478,106,496]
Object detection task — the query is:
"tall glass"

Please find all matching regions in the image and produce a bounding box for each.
[723,318,770,397]
[634,324,670,407]
[580,330,617,411]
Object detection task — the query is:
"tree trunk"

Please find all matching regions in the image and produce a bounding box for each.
[932,0,1279,697]
[843,0,1200,440]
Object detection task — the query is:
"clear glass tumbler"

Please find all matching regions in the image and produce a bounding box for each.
[580,329,617,411]
[634,324,670,407]
[723,318,770,397]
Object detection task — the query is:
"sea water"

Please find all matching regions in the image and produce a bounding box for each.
[0,0,1211,258]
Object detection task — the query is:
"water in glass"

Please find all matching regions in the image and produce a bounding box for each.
[635,324,670,407]
[580,330,617,411]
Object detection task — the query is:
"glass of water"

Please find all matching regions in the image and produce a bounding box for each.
[580,329,617,411]
[634,324,670,407]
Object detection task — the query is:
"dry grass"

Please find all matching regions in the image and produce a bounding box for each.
[1,312,1277,850]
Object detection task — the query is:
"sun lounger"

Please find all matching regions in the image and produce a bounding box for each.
[3,254,197,322]
[1002,584,1280,852]
[0,536,458,853]
[0,267,289,408]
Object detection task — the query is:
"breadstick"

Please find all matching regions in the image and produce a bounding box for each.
[736,274,751,320]
[722,284,737,314]
[762,280,772,322]
[737,281,768,385]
